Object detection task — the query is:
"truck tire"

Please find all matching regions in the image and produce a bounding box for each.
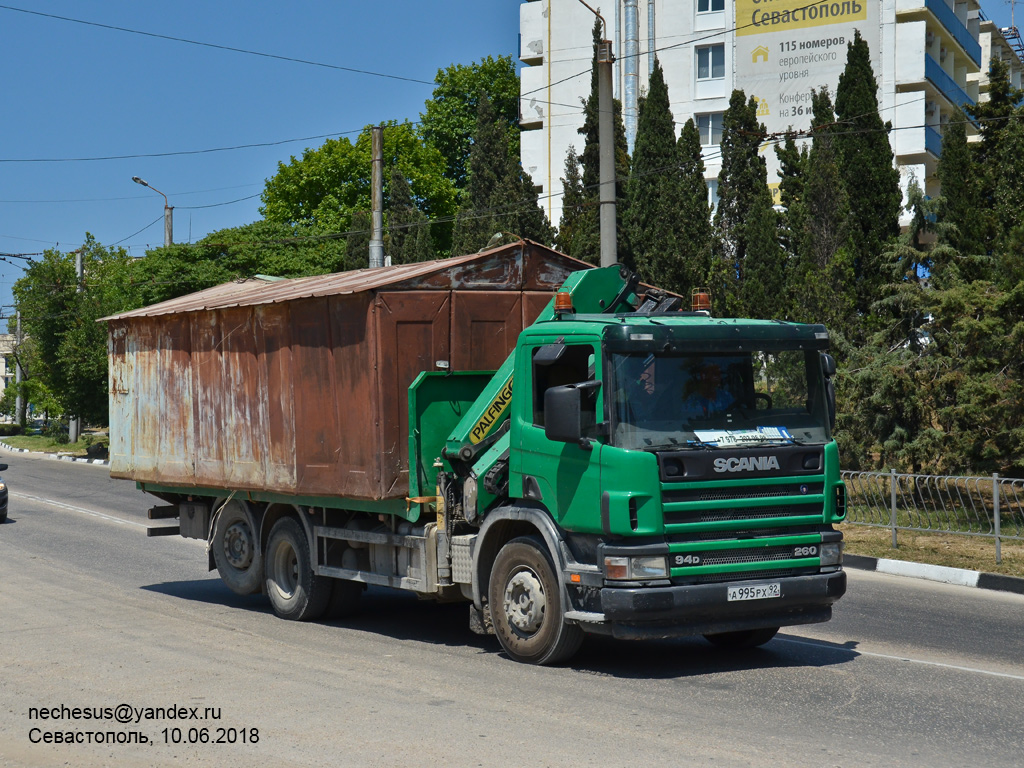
[703,626,779,649]
[212,500,263,596]
[488,536,583,666]
[264,517,331,621]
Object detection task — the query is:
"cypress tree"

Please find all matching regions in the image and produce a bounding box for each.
[714,90,784,318]
[556,146,587,256]
[676,118,713,294]
[346,211,371,270]
[774,135,807,262]
[834,29,902,317]
[452,94,553,255]
[625,59,689,291]
[936,108,985,256]
[386,169,434,265]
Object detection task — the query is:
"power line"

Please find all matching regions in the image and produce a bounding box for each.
[0,4,435,86]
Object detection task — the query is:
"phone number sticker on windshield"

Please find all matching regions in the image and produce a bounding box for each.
[727,583,781,601]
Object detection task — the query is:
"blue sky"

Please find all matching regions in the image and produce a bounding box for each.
[0,1,522,313]
[0,1,1020,315]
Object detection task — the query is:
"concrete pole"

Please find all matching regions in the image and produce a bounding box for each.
[69,250,83,444]
[164,204,174,247]
[15,310,23,427]
[598,39,617,268]
[369,124,385,269]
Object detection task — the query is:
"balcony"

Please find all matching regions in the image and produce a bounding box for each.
[924,0,982,65]
[925,125,944,157]
[925,54,974,108]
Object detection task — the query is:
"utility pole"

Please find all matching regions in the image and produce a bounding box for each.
[369,124,385,269]
[69,250,83,444]
[15,310,23,428]
[578,1,619,267]
[132,176,173,247]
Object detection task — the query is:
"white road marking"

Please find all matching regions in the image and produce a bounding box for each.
[11,491,149,529]
[779,636,1024,681]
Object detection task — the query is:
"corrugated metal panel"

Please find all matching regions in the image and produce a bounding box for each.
[108,241,592,501]
[103,240,589,321]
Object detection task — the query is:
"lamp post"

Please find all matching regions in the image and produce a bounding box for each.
[132,176,173,247]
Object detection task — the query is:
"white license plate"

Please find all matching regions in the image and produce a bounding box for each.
[727,583,781,601]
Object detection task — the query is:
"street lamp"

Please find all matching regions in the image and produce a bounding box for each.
[132,176,173,247]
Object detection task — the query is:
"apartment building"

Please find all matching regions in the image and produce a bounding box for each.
[519,0,1022,227]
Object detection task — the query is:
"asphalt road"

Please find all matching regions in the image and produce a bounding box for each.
[1,449,1022,767]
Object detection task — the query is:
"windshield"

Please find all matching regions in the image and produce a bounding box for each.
[609,349,831,450]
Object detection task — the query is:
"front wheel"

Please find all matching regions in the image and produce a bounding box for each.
[703,626,779,649]
[488,536,583,665]
[264,517,331,621]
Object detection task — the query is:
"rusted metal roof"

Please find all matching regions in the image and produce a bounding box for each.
[103,239,587,321]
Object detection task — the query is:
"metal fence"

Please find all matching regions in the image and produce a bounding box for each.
[841,470,1024,564]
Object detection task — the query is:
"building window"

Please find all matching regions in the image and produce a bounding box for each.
[708,179,719,212]
[696,113,724,146]
[698,0,725,11]
[696,44,725,80]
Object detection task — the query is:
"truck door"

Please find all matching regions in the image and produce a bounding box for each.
[515,341,604,531]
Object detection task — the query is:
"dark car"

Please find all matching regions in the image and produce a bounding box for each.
[0,462,8,523]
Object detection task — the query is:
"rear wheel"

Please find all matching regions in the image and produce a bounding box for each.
[211,500,263,595]
[488,536,583,665]
[703,626,779,649]
[264,517,331,621]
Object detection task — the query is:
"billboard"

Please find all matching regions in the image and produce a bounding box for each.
[734,0,881,148]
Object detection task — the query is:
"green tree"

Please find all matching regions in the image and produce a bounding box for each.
[555,146,587,256]
[12,235,141,426]
[134,219,346,307]
[834,30,902,318]
[936,107,986,257]
[419,55,520,190]
[625,60,687,290]
[261,121,457,257]
[386,169,435,264]
[675,118,714,294]
[713,90,784,318]
[451,93,554,254]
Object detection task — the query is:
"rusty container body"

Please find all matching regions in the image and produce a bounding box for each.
[107,242,585,502]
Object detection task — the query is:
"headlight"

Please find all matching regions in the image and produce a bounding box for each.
[819,542,844,566]
[604,555,668,580]
[0,481,7,491]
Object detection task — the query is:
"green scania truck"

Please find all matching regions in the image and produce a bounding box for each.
[108,246,846,665]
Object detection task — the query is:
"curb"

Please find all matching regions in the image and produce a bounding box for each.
[844,553,1024,597]
[0,440,110,467]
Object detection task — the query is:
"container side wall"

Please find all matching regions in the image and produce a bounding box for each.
[219,307,266,489]
[524,291,556,328]
[451,291,524,371]
[376,291,451,498]
[328,293,379,499]
[192,311,228,486]
[108,321,133,478]
[154,314,195,484]
[291,297,343,495]
[256,304,297,490]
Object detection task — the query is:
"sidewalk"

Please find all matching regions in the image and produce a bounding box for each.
[0,440,110,466]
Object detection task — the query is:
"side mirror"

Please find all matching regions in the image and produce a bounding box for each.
[544,380,601,446]
[821,352,837,378]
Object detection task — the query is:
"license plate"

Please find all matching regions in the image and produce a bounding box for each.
[727,583,781,601]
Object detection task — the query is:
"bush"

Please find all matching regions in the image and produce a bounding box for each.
[0,424,23,436]
[42,421,70,444]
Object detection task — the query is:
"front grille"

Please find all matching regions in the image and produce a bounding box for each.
[663,483,823,504]
[671,525,820,541]
[696,545,798,566]
[665,503,821,525]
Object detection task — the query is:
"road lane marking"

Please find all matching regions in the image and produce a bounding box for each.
[779,637,1024,681]
[11,491,149,529]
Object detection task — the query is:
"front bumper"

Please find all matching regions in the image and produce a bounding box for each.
[591,570,846,640]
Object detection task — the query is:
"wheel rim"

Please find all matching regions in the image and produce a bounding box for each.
[502,566,546,636]
[222,520,253,570]
[270,540,299,599]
